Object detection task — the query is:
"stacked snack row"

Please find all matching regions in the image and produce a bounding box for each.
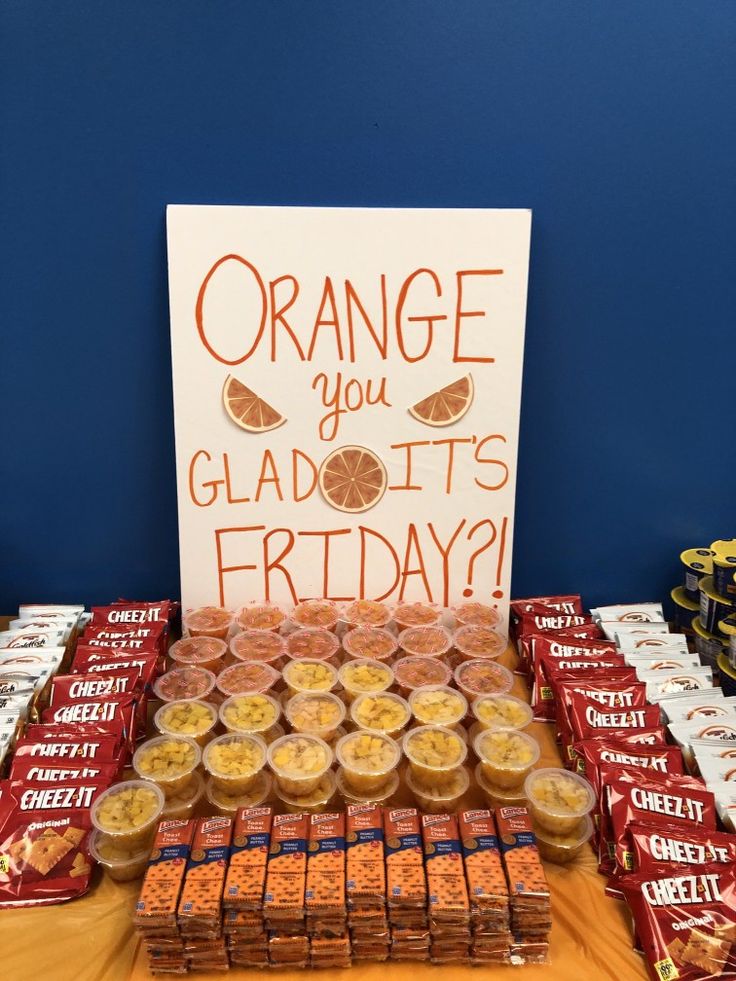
[133,804,548,971]
[674,538,736,666]
[0,599,178,909]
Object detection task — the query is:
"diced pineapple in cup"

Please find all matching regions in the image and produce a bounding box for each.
[203,732,267,795]
[218,692,281,736]
[409,685,468,727]
[282,657,338,696]
[338,658,394,703]
[267,733,333,797]
[471,693,533,731]
[285,691,346,740]
[473,728,540,789]
[132,734,201,798]
[349,692,411,738]
[91,779,164,849]
[154,698,218,746]
[524,767,596,835]
[335,729,401,793]
[402,724,468,790]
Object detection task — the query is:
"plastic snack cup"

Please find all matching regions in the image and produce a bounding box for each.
[392,655,452,696]
[452,602,501,629]
[219,692,281,737]
[229,630,287,670]
[91,779,164,850]
[204,770,272,817]
[153,666,217,704]
[161,770,205,820]
[453,624,506,662]
[342,626,398,663]
[283,658,339,696]
[405,764,470,814]
[88,830,150,882]
[272,768,338,815]
[236,601,287,633]
[397,625,453,659]
[533,814,594,865]
[132,734,202,799]
[524,767,596,835]
[393,602,441,630]
[285,628,340,663]
[338,659,394,703]
[474,762,527,809]
[335,766,400,806]
[402,724,468,790]
[169,636,228,675]
[471,693,533,731]
[183,606,234,640]
[350,691,411,738]
[335,729,402,794]
[215,661,280,698]
[267,732,333,797]
[203,731,268,795]
[409,685,468,728]
[285,691,346,741]
[291,599,340,632]
[454,659,514,700]
[341,599,392,629]
[154,698,219,747]
[474,728,540,790]
[261,722,285,746]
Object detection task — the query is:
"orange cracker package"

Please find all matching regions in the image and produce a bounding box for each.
[346,803,386,910]
[459,809,510,926]
[263,812,309,931]
[177,816,232,937]
[421,812,470,924]
[305,811,346,936]
[495,805,551,963]
[134,819,197,933]
[222,806,272,911]
[384,806,427,923]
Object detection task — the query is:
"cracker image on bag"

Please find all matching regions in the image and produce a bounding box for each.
[222,806,272,911]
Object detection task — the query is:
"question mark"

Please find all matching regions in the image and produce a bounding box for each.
[464,519,496,598]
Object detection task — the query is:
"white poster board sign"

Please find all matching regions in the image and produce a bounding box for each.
[167,206,531,634]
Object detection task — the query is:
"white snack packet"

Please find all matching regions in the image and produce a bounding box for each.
[0,693,34,721]
[592,603,665,624]
[0,667,53,696]
[616,633,690,653]
[669,718,736,769]
[692,739,736,777]
[705,782,736,831]
[698,758,736,785]
[641,667,713,700]
[601,621,668,642]
[627,654,700,672]
[9,617,75,641]
[18,604,85,620]
[659,692,734,725]
[0,629,66,649]
[0,648,65,675]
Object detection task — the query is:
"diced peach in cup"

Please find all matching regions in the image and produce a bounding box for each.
[291,599,340,631]
[342,626,398,663]
[453,602,501,628]
[229,630,286,668]
[216,661,280,697]
[392,655,452,695]
[453,624,506,661]
[286,628,340,662]
[183,606,233,640]
[342,599,392,628]
[454,659,514,699]
[236,602,286,632]
[154,666,216,703]
[393,602,440,629]
[169,636,227,674]
[398,625,452,658]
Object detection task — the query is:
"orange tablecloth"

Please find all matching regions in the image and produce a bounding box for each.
[4,642,649,981]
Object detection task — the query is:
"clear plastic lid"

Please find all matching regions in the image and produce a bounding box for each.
[335,766,400,804]
[291,599,340,631]
[267,733,333,780]
[397,625,453,658]
[453,624,506,660]
[90,779,165,838]
[349,691,411,734]
[182,606,234,637]
[393,602,441,629]
[523,767,596,818]
[409,685,468,727]
[219,692,281,735]
[283,658,339,693]
[285,628,340,661]
[392,655,452,692]
[203,731,268,781]
[154,666,217,703]
[132,734,201,783]
[335,729,402,776]
[341,599,392,628]
[402,724,468,771]
[454,659,514,698]
[471,693,533,731]
[285,691,347,737]
[473,728,540,773]
[474,762,527,803]
[216,661,280,697]
[169,636,228,667]
[342,626,398,662]
[272,768,337,810]
[154,698,218,739]
[405,765,470,810]
[204,770,272,812]
[229,630,287,665]
[236,602,287,632]
[452,602,501,629]
[338,659,394,696]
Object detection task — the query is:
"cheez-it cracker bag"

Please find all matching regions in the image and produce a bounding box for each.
[346,803,386,909]
[135,820,196,931]
[421,812,470,922]
[177,816,232,934]
[384,807,427,915]
[223,806,272,911]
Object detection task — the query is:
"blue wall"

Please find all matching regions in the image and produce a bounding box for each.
[2,1,734,612]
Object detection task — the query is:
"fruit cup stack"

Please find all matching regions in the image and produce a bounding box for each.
[222,806,273,968]
[459,809,512,965]
[345,803,390,960]
[403,723,471,813]
[383,807,430,960]
[421,812,472,963]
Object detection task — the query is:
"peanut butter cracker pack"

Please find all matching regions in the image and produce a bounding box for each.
[177,816,232,937]
[263,812,308,930]
[222,806,272,911]
[134,819,196,934]
[305,811,346,935]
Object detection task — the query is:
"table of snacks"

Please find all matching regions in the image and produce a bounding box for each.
[2,613,648,981]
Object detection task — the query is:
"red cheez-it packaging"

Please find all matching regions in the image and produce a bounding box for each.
[620,863,736,981]
[630,822,736,872]
[567,693,662,744]
[515,621,600,677]
[41,694,139,750]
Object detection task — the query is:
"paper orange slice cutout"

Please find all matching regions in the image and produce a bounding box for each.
[318,445,387,513]
[222,375,286,433]
[408,374,474,427]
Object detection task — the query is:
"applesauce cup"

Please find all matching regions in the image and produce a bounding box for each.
[154,698,219,747]
[453,625,506,663]
[336,729,402,794]
[474,762,527,808]
[409,685,468,728]
[88,830,151,882]
[283,658,339,696]
[405,765,470,814]
[533,814,594,865]
[393,655,452,697]
[338,659,394,703]
[397,625,453,659]
[291,599,340,632]
[229,630,287,670]
[219,692,281,737]
[285,628,340,664]
[474,728,540,790]
[204,770,272,817]
[342,626,398,664]
[454,659,514,700]
[453,602,501,629]
[267,733,333,797]
[341,599,392,629]
[336,766,400,806]
[285,691,347,741]
[393,602,441,630]
[524,767,596,835]
[153,666,216,704]
[350,691,411,739]
[236,601,287,633]
[472,693,533,731]
[132,734,202,799]
[169,636,228,675]
[216,661,280,698]
[162,770,205,820]
[183,606,234,640]
[402,724,468,790]
[272,769,337,815]
[91,779,164,850]
[203,731,267,795]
